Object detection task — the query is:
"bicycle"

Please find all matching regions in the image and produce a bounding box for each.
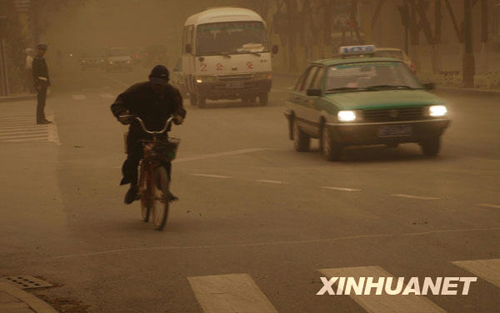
[122,115,180,231]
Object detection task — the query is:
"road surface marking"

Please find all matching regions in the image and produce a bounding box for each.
[476,203,500,209]
[256,180,287,184]
[319,266,446,313]
[54,227,500,259]
[453,259,500,288]
[390,194,440,200]
[72,94,87,100]
[102,74,129,87]
[188,274,278,313]
[48,120,60,145]
[0,125,48,130]
[322,186,361,192]
[0,134,47,140]
[0,129,48,135]
[175,148,268,163]
[191,174,232,179]
[100,93,115,99]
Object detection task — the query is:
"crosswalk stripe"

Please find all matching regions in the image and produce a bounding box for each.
[72,95,87,100]
[188,273,278,313]
[0,134,47,140]
[319,266,446,313]
[3,138,46,143]
[0,129,48,135]
[0,125,48,130]
[452,259,500,288]
[100,93,115,99]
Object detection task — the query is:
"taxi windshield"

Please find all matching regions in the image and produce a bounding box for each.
[196,21,270,55]
[325,61,422,92]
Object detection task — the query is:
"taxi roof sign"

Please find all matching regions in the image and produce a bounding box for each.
[339,45,376,55]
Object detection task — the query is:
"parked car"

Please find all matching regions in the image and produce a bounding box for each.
[103,47,133,72]
[80,51,105,70]
[284,45,450,161]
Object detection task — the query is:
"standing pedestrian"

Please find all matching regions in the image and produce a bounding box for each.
[32,43,52,124]
[24,48,35,94]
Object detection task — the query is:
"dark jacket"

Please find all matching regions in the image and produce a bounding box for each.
[32,56,50,86]
[110,82,186,138]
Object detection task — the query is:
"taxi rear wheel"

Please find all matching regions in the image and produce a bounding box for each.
[421,136,441,157]
[293,120,310,152]
[322,127,342,161]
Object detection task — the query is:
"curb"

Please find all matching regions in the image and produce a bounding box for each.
[0,282,58,313]
[0,94,37,103]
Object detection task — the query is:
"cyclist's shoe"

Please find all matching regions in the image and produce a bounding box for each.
[37,119,52,125]
[166,191,179,202]
[124,185,139,204]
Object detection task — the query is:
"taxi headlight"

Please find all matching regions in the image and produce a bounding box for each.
[196,76,217,83]
[429,105,447,117]
[109,61,113,64]
[254,72,272,80]
[338,110,357,122]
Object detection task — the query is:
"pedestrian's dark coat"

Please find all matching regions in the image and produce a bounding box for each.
[32,55,50,86]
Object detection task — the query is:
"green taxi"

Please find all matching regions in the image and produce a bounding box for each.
[284,46,450,161]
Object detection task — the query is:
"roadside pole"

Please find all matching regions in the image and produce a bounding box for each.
[0,16,9,96]
[462,0,475,88]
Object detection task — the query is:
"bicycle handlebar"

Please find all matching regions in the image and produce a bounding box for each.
[120,115,175,135]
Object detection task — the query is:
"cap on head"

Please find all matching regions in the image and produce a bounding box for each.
[149,65,169,86]
[36,43,47,50]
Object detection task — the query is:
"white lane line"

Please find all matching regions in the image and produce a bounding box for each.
[190,174,232,179]
[0,125,48,130]
[72,95,87,100]
[48,120,60,145]
[188,274,278,313]
[0,134,47,140]
[100,93,115,99]
[390,194,440,200]
[101,75,129,87]
[476,203,500,209]
[256,180,287,184]
[175,148,268,163]
[322,186,361,192]
[0,129,48,135]
[319,266,446,313]
[3,138,46,143]
[453,259,500,288]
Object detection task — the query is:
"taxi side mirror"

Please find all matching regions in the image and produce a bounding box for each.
[306,88,322,96]
[423,82,435,90]
[272,45,279,54]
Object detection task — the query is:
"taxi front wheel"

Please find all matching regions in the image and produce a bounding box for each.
[420,136,441,157]
[322,127,342,161]
[293,120,310,152]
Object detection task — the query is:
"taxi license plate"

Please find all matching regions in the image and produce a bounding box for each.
[378,125,412,137]
[226,81,244,88]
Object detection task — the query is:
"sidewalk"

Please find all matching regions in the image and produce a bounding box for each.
[0,282,57,313]
[0,93,36,103]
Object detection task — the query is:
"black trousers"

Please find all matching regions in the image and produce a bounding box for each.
[121,134,171,186]
[36,82,48,122]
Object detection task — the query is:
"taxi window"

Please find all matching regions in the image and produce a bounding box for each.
[303,66,319,91]
[325,62,421,91]
[294,66,313,91]
[310,67,325,90]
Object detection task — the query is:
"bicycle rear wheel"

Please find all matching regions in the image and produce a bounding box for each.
[139,162,150,222]
[151,166,170,230]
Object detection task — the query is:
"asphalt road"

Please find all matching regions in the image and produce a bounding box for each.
[0,63,499,313]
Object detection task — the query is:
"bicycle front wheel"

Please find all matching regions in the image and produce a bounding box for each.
[151,166,170,230]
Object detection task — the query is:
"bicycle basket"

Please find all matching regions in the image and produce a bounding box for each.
[150,137,180,162]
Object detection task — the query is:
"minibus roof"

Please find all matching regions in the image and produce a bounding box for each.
[184,7,264,26]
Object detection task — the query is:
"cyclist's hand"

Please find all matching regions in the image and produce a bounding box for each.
[118,114,133,125]
[173,114,184,125]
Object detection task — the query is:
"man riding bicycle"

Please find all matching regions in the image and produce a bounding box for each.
[111,65,186,204]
